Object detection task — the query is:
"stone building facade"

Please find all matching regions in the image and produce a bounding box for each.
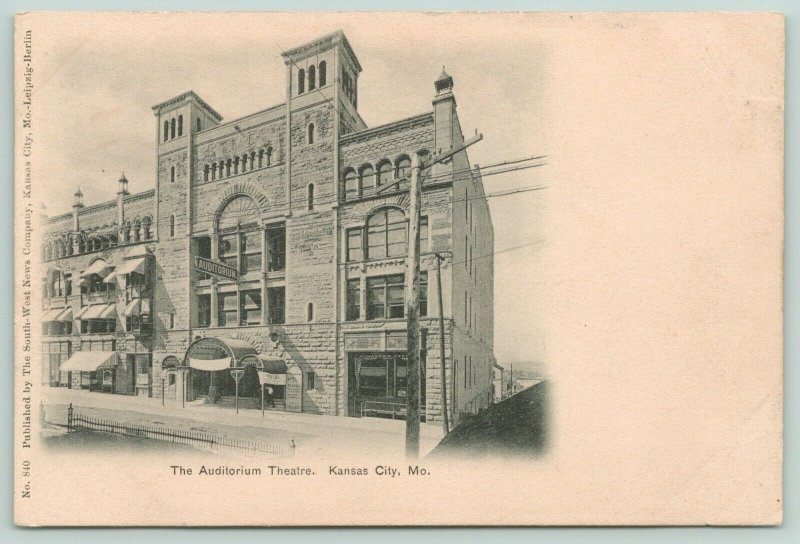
[39,31,494,425]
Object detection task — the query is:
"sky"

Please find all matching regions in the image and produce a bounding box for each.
[31,12,550,365]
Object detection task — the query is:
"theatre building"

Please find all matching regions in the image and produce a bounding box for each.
[39,31,495,425]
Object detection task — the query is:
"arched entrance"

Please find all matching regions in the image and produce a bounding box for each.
[184,337,258,406]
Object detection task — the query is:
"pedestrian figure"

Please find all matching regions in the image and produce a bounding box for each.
[265,386,276,408]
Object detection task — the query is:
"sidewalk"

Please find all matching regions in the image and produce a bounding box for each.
[42,387,443,459]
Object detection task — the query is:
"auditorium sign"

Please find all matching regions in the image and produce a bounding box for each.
[195,256,238,281]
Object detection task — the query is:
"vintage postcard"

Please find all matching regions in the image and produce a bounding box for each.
[13,12,783,526]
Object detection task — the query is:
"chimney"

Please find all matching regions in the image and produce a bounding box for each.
[432,67,456,174]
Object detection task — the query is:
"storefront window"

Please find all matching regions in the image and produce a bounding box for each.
[268,286,285,324]
[346,279,360,320]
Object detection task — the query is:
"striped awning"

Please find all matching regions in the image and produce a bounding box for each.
[103,270,117,284]
[42,308,63,321]
[61,351,116,372]
[122,298,141,317]
[54,307,73,322]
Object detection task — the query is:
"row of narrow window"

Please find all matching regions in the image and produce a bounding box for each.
[203,147,273,181]
[341,155,415,201]
[297,61,327,95]
[43,219,152,260]
[163,115,202,142]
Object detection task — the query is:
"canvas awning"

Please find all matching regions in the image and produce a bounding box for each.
[116,257,146,276]
[79,303,116,320]
[60,351,116,372]
[54,307,73,322]
[189,357,232,371]
[103,270,117,284]
[80,259,109,277]
[240,355,286,373]
[42,308,63,321]
[122,299,141,317]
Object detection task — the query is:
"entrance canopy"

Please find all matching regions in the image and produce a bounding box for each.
[61,351,116,372]
[240,354,287,373]
[184,337,258,371]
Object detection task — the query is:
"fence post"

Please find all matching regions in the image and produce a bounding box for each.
[290,438,296,457]
[67,403,73,431]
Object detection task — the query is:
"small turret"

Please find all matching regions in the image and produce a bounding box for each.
[118,173,129,196]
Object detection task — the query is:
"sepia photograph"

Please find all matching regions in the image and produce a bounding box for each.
[14,11,783,526]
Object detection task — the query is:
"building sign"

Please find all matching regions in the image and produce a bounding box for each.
[194,256,238,282]
[344,333,382,351]
[285,366,303,412]
[258,372,287,386]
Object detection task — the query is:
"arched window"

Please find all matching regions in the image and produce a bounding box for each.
[66,238,74,256]
[163,120,169,142]
[258,149,264,168]
[360,164,375,195]
[142,216,152,241]
[204,164,210,181]
[211,163,217,180]
[266,146,273,166]
[298,68,305,94]
[170,165,175,183]
[78,238,85,253]
[133,220,141,242]
[307,183,314,211]
[396,155,412,180]
[307,123,315,144]
[343,169,358,200]
[234,156,240,175]
[177,114,183,137]
[319,61,327,87]
[226,159,232,177]
[367,208,406,259]
[251,151,257,169]
[197,117,202,131]
[216,195,262,277]
[170,118,176,139]
[124,221,131,243]
[308,65,316,91]
[241,154,248,173]
[307,302,314,322]
[376,161,392,187]
[219,160,225,178]
[169,215,175,237]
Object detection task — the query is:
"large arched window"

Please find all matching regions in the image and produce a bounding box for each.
[308,64,316,91]
[319,61,327,87]
[216,195,262,276]
[367,208,406,259]
[343,169,358,200]
[298,68,305,94]
[376,161,392,187]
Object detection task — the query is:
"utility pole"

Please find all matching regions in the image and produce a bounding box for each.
[405,154,422,458]
[435,253,449,435]
[379,134,483,458]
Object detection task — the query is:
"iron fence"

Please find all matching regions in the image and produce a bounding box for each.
[66,403,293,458]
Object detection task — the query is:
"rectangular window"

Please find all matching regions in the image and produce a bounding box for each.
[240,289,262,326]
[196,236,212,280]
[240,231,262,275]
[197,294,211,327]
[359,357,388,398]
[267,225,286,272]
[346,279,360,321]
[268,286,285,324]
[386,218,406,257]
[366,277,387,320]
[367,220,387,260]
[306,372,315,390]
[365,274,427,320]
[64,274,72,297]
[218,292,238,327]
[346,228,363,262]
[219,234,237,269]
